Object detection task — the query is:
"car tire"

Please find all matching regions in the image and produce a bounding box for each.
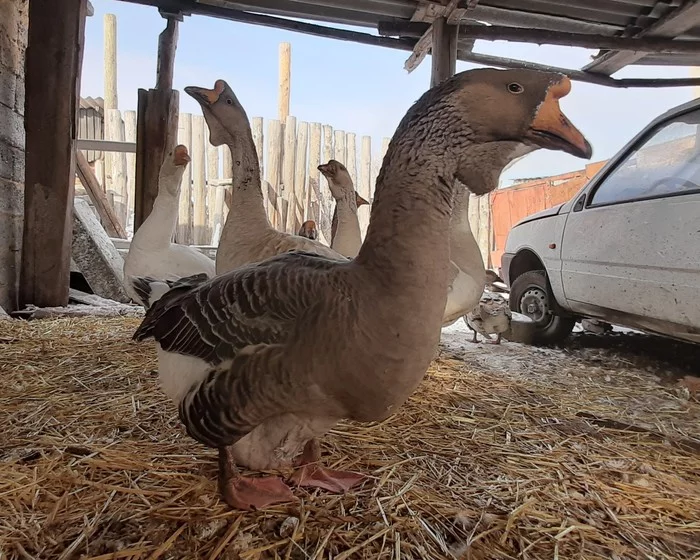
[509,270,575,345]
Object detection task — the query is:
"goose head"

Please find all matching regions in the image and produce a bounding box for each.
[158,144,190,196]
[318,159,355,201]
[184,79,248,147]
[391,68,592,196]
[297,220,318,240]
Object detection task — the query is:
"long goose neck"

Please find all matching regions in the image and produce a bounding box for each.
[355,144,457,291]
[133,170,182,248]
[331,193,362,256]
[221,132,271,238]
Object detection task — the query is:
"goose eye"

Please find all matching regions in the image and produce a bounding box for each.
[508,82,524,94]
[226,98,233,105]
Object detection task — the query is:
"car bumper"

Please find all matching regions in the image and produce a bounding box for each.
[501,252,515,288]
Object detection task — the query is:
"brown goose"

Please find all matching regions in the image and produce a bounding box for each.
[133,68,591,511]
[297,219,318,240]
[184,81,346,275]
[318,159,370,257]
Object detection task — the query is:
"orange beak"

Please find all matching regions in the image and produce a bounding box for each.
[355,191,370,207]
[173,145,190,166]
[184,79,227,106]
[526,77,592,159]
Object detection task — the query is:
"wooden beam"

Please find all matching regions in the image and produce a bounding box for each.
[405,0,461,74]
[21,0,87,308]
[156,17,178,89]
[584,0,700,75]
[431,16,458,87]
[76,139,137,152]
[382,22,700,54]
[134,15,180,231]
[457,49,700,88]
[278,42,291,121]
[75,150,127,238]
[134,89,179,231]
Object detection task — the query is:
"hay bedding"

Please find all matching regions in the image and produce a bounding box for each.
[0,318,698,560]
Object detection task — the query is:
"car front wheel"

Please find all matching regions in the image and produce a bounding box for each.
[509,270,575,345]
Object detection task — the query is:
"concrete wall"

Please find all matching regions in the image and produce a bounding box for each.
[0,0,28,312]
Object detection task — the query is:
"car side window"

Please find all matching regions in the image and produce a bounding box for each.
[589,108,700,207]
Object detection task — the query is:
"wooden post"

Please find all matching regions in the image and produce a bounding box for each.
[106,109,128,226]
[334,130,346,164]
[278,42,291,122]
[134,16,180,232]
[221,146,232,225]
[266,119,283,228]
[123,110,137,228]
[103,14,118,110]
[206,144,220,244]
[346,132,357,189]
[431,17,458,87]
[292,121,309,231]
[192,115,207,244]
[359,136,372,237]
[307,122,322,225]
[322,124,334,231]
[176,112,193,244]
[103,13,118,193]
[21,0,87,308]
[252,116,265,210]
[281,115,297,232]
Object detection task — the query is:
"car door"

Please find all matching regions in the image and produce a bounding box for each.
[558,105,700,330]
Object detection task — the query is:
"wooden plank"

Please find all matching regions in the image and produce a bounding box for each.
[156,18,178,90]
[252,116,265,210]
[322,124,334,232]
[265,119,283,228]
[333,129,345,164]
[75,150,126,238]
[431,16,458,87]
[206,143,220,244]
[221,145,232,226]
[176,112,193,244]
[346,132,357,190]
[359,135,371,237]
[123,110,137,226]
[192,115,208,244]
[21,0,87,308]
[278,42,291,121]
[307,122,322,226]
[105,109,129,226]
[75,139,136,152]
[134,88,179,232]
[281,115,297,232]
[291,121,309,232]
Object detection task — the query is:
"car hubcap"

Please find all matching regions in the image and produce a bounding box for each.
[520,287,551,326]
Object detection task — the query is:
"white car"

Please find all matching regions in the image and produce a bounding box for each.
[501,97,700,345]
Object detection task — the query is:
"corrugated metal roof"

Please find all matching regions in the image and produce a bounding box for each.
[119,0,700,82]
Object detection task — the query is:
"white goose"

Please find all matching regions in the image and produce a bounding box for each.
[123,146,215,307]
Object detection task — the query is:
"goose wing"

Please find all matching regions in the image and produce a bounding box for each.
[133,251,343,365]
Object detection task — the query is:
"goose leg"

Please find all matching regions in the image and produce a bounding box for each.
[289,439,365,493]
[218,446,297,511]
[469,329,479,343]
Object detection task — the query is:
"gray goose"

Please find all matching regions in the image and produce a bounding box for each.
[184,81,346,276]
[133,68,591,511]
[318,159,370,257]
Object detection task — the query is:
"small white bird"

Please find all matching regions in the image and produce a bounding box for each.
[465,292,512,344]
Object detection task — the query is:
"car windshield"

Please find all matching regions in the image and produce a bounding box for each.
[591,107,700,205]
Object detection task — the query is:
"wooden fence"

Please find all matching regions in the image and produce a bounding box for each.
[79,108,493,265]
[84,109,392,247]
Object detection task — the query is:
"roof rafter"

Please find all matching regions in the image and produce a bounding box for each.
[585,0,700,75]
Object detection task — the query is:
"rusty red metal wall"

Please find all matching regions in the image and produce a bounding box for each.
[490,161,607,268]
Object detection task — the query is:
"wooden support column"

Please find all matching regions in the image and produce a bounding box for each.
[431,17,458,87]
[21,0,87,308]
[134,17,180,232]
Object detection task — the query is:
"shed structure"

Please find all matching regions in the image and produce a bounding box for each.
[2,0,700,312]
